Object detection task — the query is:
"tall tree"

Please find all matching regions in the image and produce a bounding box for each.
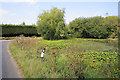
[37,7,65,40]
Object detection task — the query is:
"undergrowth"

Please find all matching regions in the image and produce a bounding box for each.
[9,37,119,78]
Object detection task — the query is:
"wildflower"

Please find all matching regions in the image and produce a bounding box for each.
[52,52,55,54]
[70,68,74,70]
[65,65,70,68]
[75,61,79,64]
[107,58,109,59]
[67,61,70,64]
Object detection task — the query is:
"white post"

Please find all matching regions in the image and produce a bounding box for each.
[41,48,45,59]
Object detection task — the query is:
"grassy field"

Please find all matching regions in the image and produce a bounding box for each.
[9,37,119,78]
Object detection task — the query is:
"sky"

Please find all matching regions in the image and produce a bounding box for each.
[0,0,119,25]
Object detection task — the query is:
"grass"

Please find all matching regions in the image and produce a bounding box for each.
[9,37,119,78]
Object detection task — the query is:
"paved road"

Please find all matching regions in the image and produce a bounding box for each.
[0,40,22,78]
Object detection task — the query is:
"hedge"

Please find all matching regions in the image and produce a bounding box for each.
[0,24,39,37]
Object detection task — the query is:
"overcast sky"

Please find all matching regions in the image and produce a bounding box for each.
[0,0,119,25]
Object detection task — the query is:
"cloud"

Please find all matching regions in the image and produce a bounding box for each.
[0,6,17,24]
[0,6,17,17]
[0,7,8,18]
[0,7,8,24]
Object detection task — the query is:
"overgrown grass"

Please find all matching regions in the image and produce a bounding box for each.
[9,37,119,78]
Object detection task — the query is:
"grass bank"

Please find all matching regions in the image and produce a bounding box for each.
[9,37,119,78]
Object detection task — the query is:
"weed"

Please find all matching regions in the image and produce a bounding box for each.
[9,38,118,78]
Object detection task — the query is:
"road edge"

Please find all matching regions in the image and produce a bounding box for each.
[7,42,24,78]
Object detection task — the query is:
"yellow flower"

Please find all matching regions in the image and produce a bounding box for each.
[107,58,109,59]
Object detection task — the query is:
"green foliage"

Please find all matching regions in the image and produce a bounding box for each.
[69,16,118,39]
[37,7,67,40]
[22,22,26,26]
[1,24,38,37]
[9,38,118,78]
[1,13,118,39]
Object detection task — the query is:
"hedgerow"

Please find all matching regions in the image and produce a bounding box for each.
[1,24,39,37]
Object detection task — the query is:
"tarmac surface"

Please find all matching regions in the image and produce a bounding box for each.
[0,40,22,78]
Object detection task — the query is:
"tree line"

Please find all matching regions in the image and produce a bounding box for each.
[37,8,118,40]
[69,16,118,39]
[0,8,118,39]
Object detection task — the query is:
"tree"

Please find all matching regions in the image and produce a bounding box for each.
[68,16,118,39]
[37,7,65,40]
[102,16,118,38]
[22,22,26,26]
[69,17,87,38]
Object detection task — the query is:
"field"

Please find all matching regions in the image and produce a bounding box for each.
[9,37,119,78]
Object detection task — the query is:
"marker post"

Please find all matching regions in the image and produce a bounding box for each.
[41,48,45,59]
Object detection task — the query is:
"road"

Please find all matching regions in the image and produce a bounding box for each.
[0,40,22,78]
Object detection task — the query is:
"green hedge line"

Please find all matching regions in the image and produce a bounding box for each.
[0,24,39,37]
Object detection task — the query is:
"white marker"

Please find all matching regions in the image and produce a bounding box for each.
[41,48,45,59]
